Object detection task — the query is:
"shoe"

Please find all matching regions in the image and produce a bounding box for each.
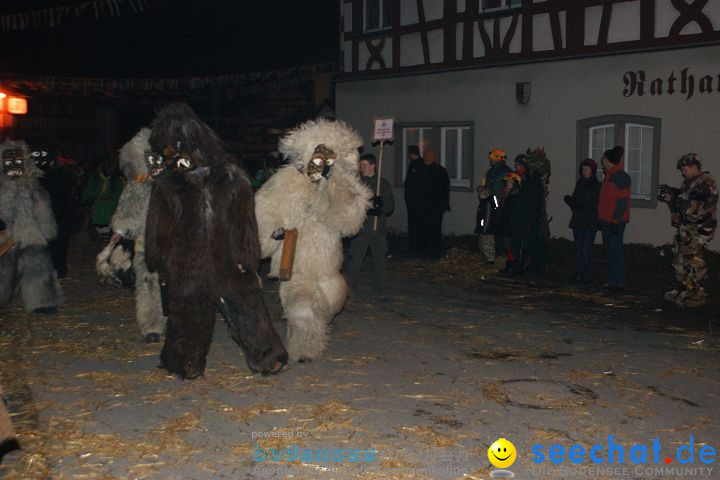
[605,285,624,293]
[145,332,161,343]
[33,306,57,315]
[674,288,707,308]
[664,289,680,302]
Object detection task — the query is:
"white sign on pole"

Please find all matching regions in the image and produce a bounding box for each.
[372,117,394,141]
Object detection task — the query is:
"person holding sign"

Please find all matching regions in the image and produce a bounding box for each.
[346,153,395,300]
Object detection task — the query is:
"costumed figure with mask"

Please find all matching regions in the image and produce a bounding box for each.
[255,118,372,362]
[27,134,81,278]
[145,103,287,379]
[0,140,63,314]
[96,128,167,342]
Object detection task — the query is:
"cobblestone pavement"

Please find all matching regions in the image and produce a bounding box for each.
[1,240,718,480]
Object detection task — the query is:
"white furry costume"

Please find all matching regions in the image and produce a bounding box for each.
[255,119,371,361]
[0,140,63,312]
[96,128,166,339]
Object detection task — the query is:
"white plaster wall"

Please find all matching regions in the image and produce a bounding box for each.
[336,46,720,250]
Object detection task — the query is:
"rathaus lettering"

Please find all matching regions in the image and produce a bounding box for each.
[623,68,720,101]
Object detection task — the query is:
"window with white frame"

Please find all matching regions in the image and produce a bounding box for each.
[577,115,661,208]
[589,124,615,165]
[397,123,474,190]
[364,0,393,32]
[624,124,654,202]
[481,0,522,12]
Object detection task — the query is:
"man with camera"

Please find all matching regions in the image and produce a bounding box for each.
[659,153,718,307]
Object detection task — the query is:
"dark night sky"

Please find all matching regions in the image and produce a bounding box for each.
[0,0,339,77]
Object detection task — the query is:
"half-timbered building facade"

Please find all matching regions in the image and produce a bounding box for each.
[336,0,720,249]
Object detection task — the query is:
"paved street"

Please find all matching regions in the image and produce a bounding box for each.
[1,241,718,480]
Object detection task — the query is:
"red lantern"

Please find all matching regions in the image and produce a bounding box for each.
[6,97,27,115]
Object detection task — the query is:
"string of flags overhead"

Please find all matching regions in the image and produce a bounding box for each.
[0,63,334,96]
[0,0,154,31]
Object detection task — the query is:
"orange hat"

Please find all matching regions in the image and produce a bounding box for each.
[503,172,522,186]
[488,148,507,162]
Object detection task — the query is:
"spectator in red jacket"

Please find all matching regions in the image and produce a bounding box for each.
[598,146,631,292]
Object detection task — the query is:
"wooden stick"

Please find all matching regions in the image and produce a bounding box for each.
[278,228,298,281]
[0,236,14,257]
[373,140,384,232]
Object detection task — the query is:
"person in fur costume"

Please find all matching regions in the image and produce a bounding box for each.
[145,103,288,379]
[255,118,372,362]
[96,127,167,343]
[27,134,81,278]
[0,140,63,314]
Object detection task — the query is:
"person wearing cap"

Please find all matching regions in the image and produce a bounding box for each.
[597,146,631,292]
[564,159,601,284]
[346,153,395,299]
[659,153,717,307]
[476,148,512,264]
[404,145,424,255]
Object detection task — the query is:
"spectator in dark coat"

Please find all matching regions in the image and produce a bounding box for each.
[498,172,527,275]
[564,158,601,284]
[404,145,424,254]
[476,148,512,263]
[28,135,81,278]
[409,149,450,258]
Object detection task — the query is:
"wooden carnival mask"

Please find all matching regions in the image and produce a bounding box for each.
[306,144,336,183]
[2,149,25,178]
[31,148,53,171]
[144,151,167,178]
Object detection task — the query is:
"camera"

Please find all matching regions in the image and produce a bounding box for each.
[657,184,680,203]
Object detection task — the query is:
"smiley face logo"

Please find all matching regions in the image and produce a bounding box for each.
[488,438,517,469]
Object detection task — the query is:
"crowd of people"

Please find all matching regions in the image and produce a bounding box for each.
[473,148,551,277]
[1,125,717,331]
[563,146,718,308]
[362,141,717,309]
[470,144,717,308]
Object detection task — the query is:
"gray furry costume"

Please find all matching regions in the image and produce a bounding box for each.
[145,103,287,379]
[255,118,371,362]
[0,140,63,313]
[96,128,166,342]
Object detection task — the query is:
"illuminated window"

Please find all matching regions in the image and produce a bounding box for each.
[396,122,474,190]
[577,115,661,208]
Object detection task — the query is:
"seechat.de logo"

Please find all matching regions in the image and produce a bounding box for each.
[532,435,715,465]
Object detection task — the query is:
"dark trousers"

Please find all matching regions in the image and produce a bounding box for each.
[599,222,626,288]
[572,228,597,282]
[49,227,71,278]
[419,211,444,258]
[407,208,422,253]
[347,230,387,294]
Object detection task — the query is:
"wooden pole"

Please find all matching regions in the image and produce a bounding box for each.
[373,140,385,231]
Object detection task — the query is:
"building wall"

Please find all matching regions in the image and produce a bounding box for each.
[336,45,720,250]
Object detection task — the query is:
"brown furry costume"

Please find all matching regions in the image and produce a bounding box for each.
[144,103,287,379]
